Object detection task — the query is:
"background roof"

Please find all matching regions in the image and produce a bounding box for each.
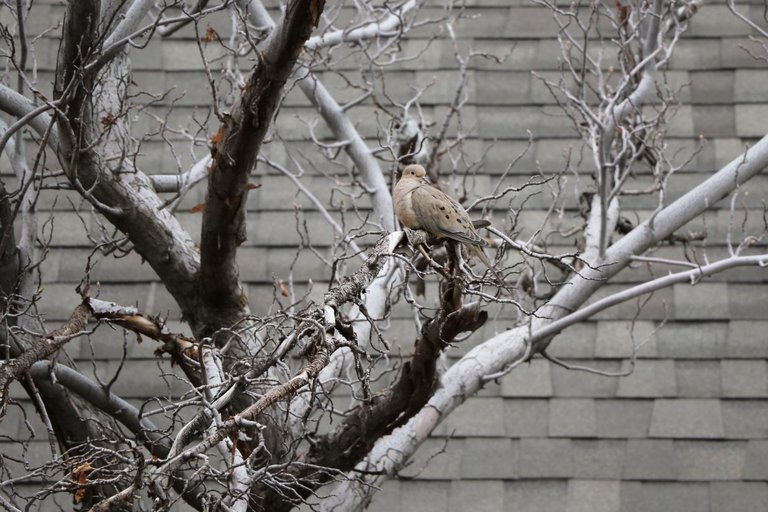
[2,0,767,510]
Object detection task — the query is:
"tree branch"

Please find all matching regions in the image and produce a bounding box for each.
[533,254,768,343]
[149,154,212,194]
[327,130,768,511]
[198,0,326,337]
[0,85,60,148]
[48,1,203,325]
[304,0,419,51]
[238,0,396,231]
[27,361,169,455]
[0,300,91,416]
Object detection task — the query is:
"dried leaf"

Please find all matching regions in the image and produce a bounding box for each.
[278,280,290,297]
[205,25,218,43]
[191,203,205,213]
[246,183,262,190]
[72,462,93,504]
[100,112,117,128]
[74,487,86,504]
[211,127,224,147]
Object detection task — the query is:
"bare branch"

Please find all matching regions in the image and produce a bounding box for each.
[149,154,212,194]
[0,301,91,415]
[0,85,60,148]
[239,0,396,230]
[198,0,325,336]
[28,361,169,455]
[329,130,768,511]
[50,1,203,324]
[304,0,419,51]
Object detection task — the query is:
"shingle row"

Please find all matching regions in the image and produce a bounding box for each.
[366,478,768,512]
[500,359,768,398]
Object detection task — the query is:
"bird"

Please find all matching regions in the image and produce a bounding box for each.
[394,164,493,269]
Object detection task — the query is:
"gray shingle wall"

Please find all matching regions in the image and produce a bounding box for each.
[2,0,768,510]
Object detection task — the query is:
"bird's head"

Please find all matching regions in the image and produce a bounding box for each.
[401,164,427,179]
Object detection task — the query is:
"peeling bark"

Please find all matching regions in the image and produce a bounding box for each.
[0,300,91,415]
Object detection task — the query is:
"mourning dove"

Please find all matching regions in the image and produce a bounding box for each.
[394,164,493,268]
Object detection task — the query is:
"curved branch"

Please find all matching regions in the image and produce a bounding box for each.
[296,73,395,230]
[534,254,768,344]
[0,85,60,148]
[28,362,169,455]
[328,131,768,511]
[48,1,203,321]
[238,0,396,231]
[727,0,768,38]
[101,0,156,51]
[304,0,419,51]
[0,63,201,324]
[0,101,58,159]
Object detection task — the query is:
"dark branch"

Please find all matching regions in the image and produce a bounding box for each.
[27,362,209,512]
[197,0,325,337]
[308,281,486,470]
[250,246,487,511]
[28,361,169,455]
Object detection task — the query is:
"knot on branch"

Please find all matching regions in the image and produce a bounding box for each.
[46,300,92,343]
[442,302,488,343]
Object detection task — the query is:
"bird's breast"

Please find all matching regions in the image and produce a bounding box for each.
[394,186,420,229]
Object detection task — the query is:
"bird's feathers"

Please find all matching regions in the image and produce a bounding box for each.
[411,186,485,246]
[394,164,492,268]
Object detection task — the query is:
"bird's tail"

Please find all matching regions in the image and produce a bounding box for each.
[467,243,494,270]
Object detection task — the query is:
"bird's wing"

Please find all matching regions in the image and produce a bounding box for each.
[411,185,486,246]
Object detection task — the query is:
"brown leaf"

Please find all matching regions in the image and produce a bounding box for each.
[72,462,93,504]
[278,279,290,297]
[205,25,218,43]
[246,183,262,190]
[211,127,224,147]
[100,112,117,128]
[191,203,205,213]
[74,487,86,504]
